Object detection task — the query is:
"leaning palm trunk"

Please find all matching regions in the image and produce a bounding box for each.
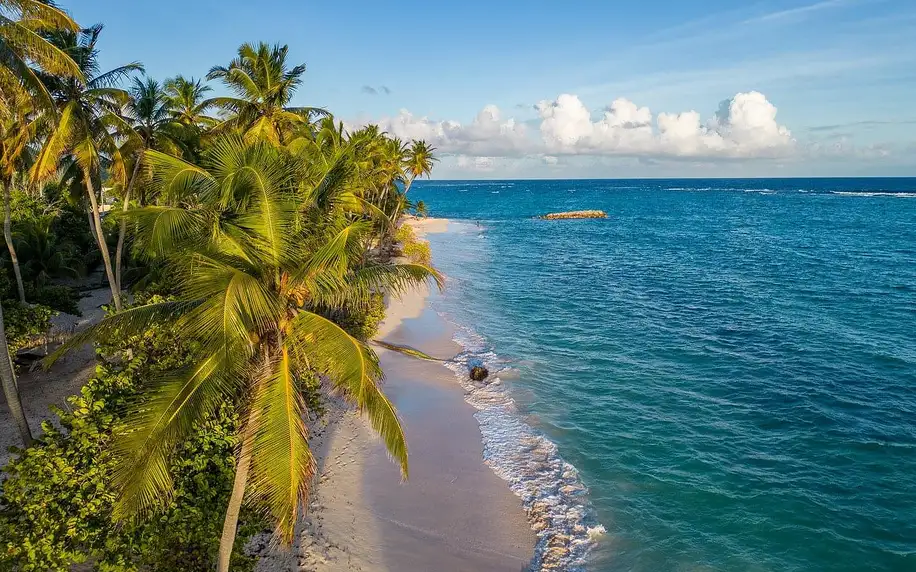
[115,156,143,291]
[0,301,31,446]
[217,431,254,572]
[2,180,26,303]
[217,370,264,572]
[83,170,122,311]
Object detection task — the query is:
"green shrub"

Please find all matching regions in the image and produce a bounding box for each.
[336,293,386,341]
[403,240,431,265]
[1,300,54,357]
[393,224,432,265]
[394,223,416,245]
[24,284,81,316]
[0,297,259,572]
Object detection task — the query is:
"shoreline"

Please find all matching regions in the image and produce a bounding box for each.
[256,217,536,571]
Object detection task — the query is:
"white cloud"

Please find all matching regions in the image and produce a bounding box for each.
[367,104,530,156]
[357,91,794,161]
[537,91,793,158]
[456,155,498,171]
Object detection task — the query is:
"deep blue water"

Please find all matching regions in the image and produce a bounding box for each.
[411,179,916,572]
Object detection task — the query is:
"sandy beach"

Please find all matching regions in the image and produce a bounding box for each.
[256,217,536,571]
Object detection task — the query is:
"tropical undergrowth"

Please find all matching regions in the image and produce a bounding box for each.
[394,223,432,265]
[0,296,262,572]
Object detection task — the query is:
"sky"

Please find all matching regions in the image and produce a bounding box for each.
[70,0,916,179]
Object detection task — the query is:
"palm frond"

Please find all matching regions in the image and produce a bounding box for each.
[111,354,239,519]
[288,310,407,477]
[371,340,440,361]
[144,148,217,204]
[248,346,314,543]
[88,62,144,89]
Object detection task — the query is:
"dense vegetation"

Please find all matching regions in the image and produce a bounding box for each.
[0,1,438,570]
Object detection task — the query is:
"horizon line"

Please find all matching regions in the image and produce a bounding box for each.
[420,175,916,182]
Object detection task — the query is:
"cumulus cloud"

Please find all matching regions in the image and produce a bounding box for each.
[370,104,531,156]
[355,91,795,160]
[537,91,792,158]
[456,155,498,171]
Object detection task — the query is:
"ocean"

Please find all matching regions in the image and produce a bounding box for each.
[410,179,916,572]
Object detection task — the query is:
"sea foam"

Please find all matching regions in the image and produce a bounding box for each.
[435,316,605,571]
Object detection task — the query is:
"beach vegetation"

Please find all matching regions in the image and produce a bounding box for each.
[0,3,440,568]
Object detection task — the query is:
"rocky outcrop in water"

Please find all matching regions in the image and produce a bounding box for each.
[539,210,607,220]
[469,366,489,381]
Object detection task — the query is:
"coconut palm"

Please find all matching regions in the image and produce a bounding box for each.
[49,135,440,571]
[163,75,217,160]
[163,75,216,128]
[0,0,82,112]
[30,24,143,311]
[402,140,437,194]
[0,299,30,445]
[114,76,183,290]
[0,84,38,303]
[0,87,34,447]
[206,42,328,144]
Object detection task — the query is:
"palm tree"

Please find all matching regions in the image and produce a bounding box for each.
[206,42,327,144]
[115,76,183,290]
[402,140,437,194]
[14,213,81,285]
[0,84,38,304]
[0,89,34,446]
[163,75,216,128]
[50,135,440,571]
[163,75,217,160]
[0,0,82,112]
[30,24,143,311]
[0,3,82,448]
[0,298,30,445]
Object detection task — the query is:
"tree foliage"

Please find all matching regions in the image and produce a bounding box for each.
[0,5,441,568]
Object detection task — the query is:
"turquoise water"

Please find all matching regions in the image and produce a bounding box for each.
[411,179,916,572]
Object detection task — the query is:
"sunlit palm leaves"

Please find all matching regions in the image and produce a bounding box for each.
[55,135,438,548]
[0,0,81,113]
[28,24,142,310]
[205,42,328,144]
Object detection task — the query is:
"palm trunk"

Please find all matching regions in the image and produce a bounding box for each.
[3,180,26,304]
[0,301,32,446]
[86,205,97,246]
[116,157,143,291]
[217,402,259,572]
[84,170,122,311]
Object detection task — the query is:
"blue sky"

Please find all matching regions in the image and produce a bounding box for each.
[70,0,916,178]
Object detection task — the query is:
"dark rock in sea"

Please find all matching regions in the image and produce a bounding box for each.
[539,210,607,220]
[469,366,489,382]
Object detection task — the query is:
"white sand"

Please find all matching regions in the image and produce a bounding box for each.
[402,216,449,237]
